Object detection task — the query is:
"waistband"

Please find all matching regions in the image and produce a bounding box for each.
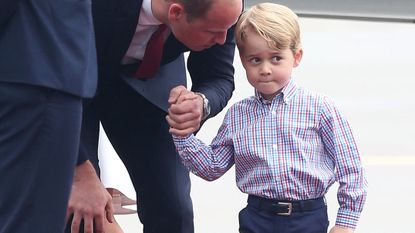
[247,195,326,216]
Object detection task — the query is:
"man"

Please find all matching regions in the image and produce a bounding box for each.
[0,0,100,232]
[66,0,243,232]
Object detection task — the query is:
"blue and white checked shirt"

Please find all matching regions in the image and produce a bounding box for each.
[173,80,367,229]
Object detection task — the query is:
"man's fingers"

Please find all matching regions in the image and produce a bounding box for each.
[65,209,72,226]
[167,109,198,124]
[71,212,82,233]
[169,100,201,117]
[105,197,115,223]
[83,216,94,233]
[167,114,196,136]
[167,117,198,131]
[93,215,105,233]
[176,92,198,104]
[168,85,187,104]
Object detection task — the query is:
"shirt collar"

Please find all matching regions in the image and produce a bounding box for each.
[255,79,298,105]
[140,0,163,25]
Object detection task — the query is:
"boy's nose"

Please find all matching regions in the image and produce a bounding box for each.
[260,63,272,75]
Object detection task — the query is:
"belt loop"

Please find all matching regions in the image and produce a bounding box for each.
[257,196,265,210]
[297,200,305,212]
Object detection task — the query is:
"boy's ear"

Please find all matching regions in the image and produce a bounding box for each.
[293,48,303,67]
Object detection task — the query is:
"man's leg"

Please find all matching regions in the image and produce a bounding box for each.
[0,82,82,233]
[98,78,194,233]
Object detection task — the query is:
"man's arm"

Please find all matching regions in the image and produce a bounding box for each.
[187,24,237,118]
[67,100,114,233]
[76,99,100,169]
[167,25,237,136]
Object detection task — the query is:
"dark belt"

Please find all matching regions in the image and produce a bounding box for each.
[248,195,326,216]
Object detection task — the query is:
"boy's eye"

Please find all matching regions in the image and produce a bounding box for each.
[271,56,282,62]
[249,57,260,64]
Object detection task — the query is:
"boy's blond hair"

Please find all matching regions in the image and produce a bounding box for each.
[235,3,301,54]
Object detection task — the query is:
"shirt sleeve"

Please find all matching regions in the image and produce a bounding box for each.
[173,111,235,181]
[76,99,100,174]
[320,97,368,229]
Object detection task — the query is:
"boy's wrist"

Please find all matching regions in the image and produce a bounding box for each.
[329,226,354,233]
[335,208,361,229]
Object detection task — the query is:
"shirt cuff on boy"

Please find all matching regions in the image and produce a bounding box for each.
[336,208,361,229]
[172,134,194,154]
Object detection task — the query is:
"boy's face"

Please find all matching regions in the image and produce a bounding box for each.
[239,29,303,100]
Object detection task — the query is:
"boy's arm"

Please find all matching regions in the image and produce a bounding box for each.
[320,97,368,230]
[167,106,235,181]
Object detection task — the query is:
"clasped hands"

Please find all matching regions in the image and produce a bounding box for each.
[166,85,205,137]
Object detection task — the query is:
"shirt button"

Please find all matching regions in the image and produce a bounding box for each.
[272,144,278,150]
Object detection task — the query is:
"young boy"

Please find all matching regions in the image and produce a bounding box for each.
[167,3,367,233]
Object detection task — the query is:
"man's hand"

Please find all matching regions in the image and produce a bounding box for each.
[329,226,354,233]
[66,161,114,233]
[167,85,204,137]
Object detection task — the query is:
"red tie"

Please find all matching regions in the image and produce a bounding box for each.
[134,24,168,79]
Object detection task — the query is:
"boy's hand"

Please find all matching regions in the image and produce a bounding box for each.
[167,86,204,137]
[329,226,354,233]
